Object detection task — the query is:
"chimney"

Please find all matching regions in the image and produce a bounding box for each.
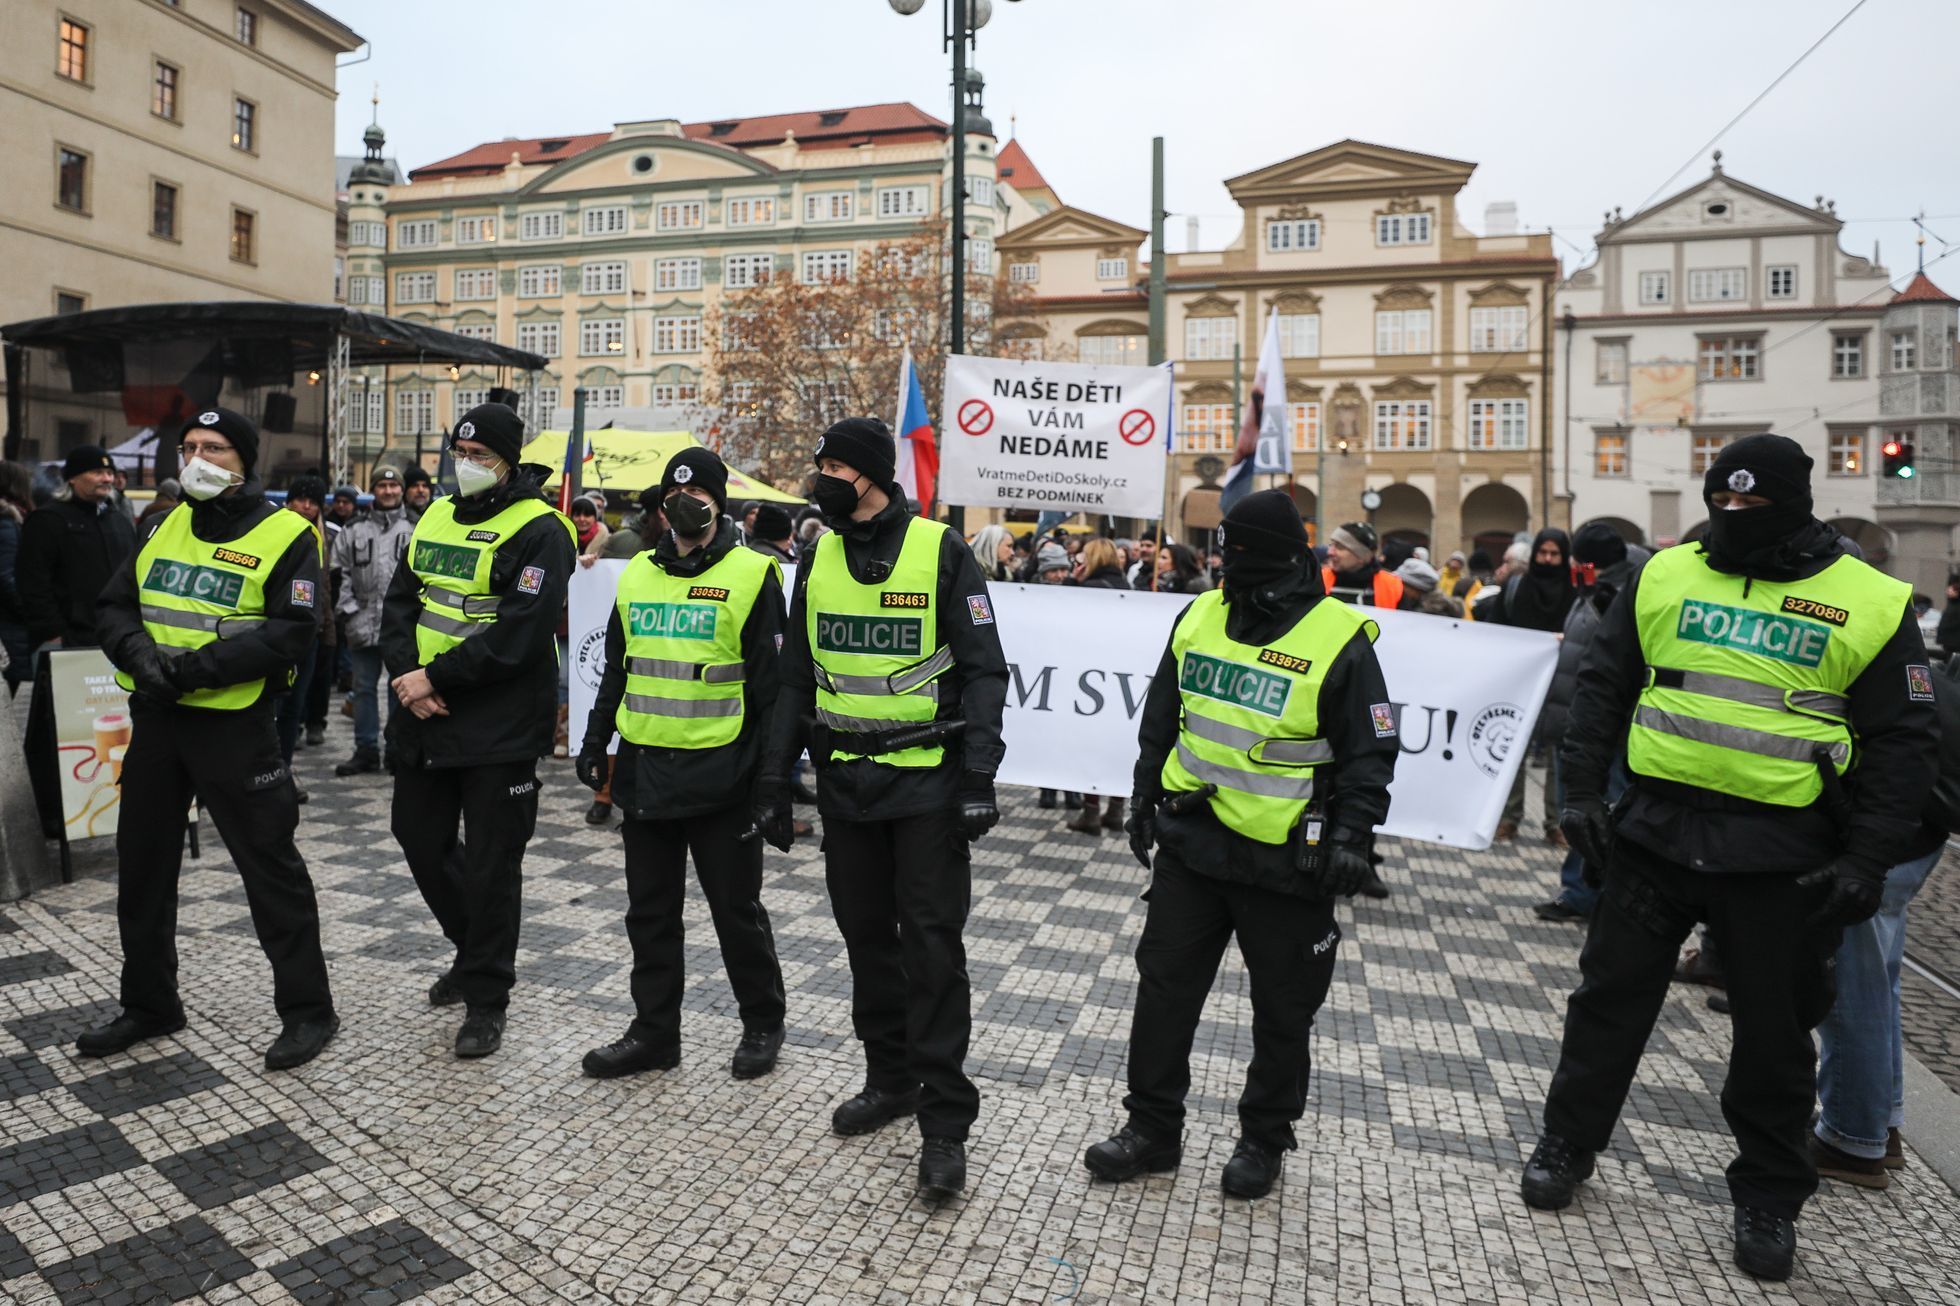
[1186,216,1200,251]
[1484,201,1518,236]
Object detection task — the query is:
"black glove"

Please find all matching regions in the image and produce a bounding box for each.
[575,743,609,792]
[1125,790,1157,869]
[740,773,796,853]
[124,644,181,703]
[959,769,999,842]
[1796,859,1886,927]
[1314,827,1374,898]
[1559,797,1613,876]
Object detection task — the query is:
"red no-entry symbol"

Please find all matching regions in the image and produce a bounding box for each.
[957,399,994,436]
[1118,409,1156,446]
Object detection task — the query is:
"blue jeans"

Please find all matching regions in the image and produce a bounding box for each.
[350,645,396,755]
[1815,847,1942,1159]
[1553,757,1628,915]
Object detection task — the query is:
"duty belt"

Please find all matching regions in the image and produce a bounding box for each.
[624,656,745,684]
[812,645,955,697]
[1646,666,1848,719]
[139,604,264,638]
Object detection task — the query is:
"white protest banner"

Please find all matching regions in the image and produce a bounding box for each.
[570,563,1556,850]
[936,355,1171,519]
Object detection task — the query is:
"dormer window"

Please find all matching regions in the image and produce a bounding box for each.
[818,111,848,127]
[539,139,569,154]
[709,122,738,137]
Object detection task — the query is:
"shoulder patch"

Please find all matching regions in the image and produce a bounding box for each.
[1907,664,1936,701]
[688,585,730,601]
[1370,703,1398,737]
[516,565,546,595]
[465,529,500,544]
[290,578,315,608]
[966,594,994,625]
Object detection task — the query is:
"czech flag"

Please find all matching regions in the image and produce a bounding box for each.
[893,346,938,517]
[557,427,593,514]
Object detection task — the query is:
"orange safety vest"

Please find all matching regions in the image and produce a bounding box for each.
[1322,566,1404,609]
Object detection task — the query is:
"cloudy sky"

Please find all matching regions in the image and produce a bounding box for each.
[327,0,1959,293]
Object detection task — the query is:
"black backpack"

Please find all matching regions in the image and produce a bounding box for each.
[1929,656,1960,832]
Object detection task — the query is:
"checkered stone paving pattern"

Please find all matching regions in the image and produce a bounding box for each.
[3,742,1960,1305]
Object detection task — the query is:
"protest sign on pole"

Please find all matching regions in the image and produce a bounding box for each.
[936,355,1171,519]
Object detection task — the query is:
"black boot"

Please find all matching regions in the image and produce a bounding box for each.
[334,748,379,777]
[1520,1133,1595,1210]
[832,1085,920,1136]
[584,800,612,826]
[265,1015,339,1071]
[731,1026,784,1080]
[1220,1137,1283,1199]
[581,1033,680,1079]
[918,1138,966,1202]
[1732,1206,1796,1282]
[454,1007,506,1059]
[427,970,464,1007]
[1083,1126,1181,1182]
[76,1011,187,1057]
[1038,789,1057,809]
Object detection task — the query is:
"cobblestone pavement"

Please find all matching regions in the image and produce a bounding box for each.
[4,744,1960,1305]
[1901,846,1960,1093]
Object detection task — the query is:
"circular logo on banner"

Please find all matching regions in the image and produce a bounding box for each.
[1727,468,1755,493]
[673,464,693,484]
[957,399,994,437]
[1466,702,1524,779]
[574,627,608,692]
[197,411,221,426]
[457,420,477,440]
[1118,409,1156,446]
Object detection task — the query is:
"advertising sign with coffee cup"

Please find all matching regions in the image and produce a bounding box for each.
[46,649,132,839]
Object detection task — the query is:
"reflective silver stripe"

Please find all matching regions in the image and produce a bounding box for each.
[1633,705,1849,766]
[417,608,483,639]
[140,605,264,638]
[816,706,910,734]
[623,693,742,719]
[623,656,745,684]
[1173,740,1317,800]
[1180,709,1334,766]
[1659,667,1847,719]
[813,645,955,697]
[1255,736,1338,766]
[423,588,500,617]
[153,643,192,658]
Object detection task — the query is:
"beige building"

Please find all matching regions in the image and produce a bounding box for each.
[1000,140,1559,556]
[0,0,361,464]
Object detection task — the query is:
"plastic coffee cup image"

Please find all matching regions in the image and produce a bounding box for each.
[93,712,131,763]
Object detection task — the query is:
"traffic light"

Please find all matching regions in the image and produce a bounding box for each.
[1882,440,1916,479]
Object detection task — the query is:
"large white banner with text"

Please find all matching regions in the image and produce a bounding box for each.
[569,565,1557,850]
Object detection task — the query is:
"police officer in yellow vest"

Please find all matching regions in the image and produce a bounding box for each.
[85,406,338,1071]
[379,402,577,1060]
[1524,435,1938,1282]
[759,417,1009,1204]
[574,448,788,1081]
[1083,489,1398,1200]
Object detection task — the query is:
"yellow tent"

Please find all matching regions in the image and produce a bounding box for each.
[519,428,806,504]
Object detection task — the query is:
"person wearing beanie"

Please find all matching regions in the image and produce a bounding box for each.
[574,445,789,1083]
[327,464,415,779]
[747,500,796,566]
[378,400,578,1060]
[83,406,339,1072]
[1085,489,1399,1199]
[1034,538,1071,581]
[400,463,434,520]
[1396,557,1440,596]
[1321,520,1411,610]
[1524,433,1938,1283]
[15,443,135,653]
[755,415,1011,1203]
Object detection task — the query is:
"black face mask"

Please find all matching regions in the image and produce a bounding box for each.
[812,472,864,521]
[662,491,715,537]
[1220,551,1301,610]
[1703,498,1812,570]
[1528,556,1568,581]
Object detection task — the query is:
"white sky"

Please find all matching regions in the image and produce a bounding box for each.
[327,0,1960,294]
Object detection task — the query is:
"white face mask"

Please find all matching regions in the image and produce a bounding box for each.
[454,459,503,497]
[179,456,241,501]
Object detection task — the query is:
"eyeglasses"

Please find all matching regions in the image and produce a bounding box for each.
[452,449,503,468]
[179,441,235,459]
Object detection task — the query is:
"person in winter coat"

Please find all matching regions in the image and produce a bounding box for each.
[571,496,610,568]
[1065,539,1132,835]
[0,461,34,690]
[1396,558,1458,616]
[1936,575,1960,658]
[970,524,1015,583]
[603,488,661,560]
[748,502,798,567]
[138,478,181,528]
[331,467,415,776]
[1488,528,1577,841]
[1152,543,1212,595]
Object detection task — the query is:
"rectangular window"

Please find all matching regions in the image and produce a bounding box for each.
[970,178,995,206]
[1277,313,1320,359]
[1828,429,1865,477]
[966,238,994,275]
[57,17,88,81]
[582,205,627,237]
[1892,330,1917,371]
[1468,305,1529,353]
[346,275,383,305]
[517,264,561,297]
[654,257,701,291]
[1290,401,1321,452]
[1767,265,1797,300]
[1267,219,1321,252]
[232,98,256,152]
[55,147,88,211]
[804,191,854,223]
[234,7,257,45]
[1183,316,1237,361]
[720,312,755,351]
[1698,336,1761,381]
[1096,257,1129,281]
[725,196,773,227]
[723,253,773,289]
[1688,267,1747,303]
[582,260,629,295]
[394,271,435,304]
[348,220,384,248]
[1079,335,1145,366]
[395,390,435,436]
[1690,433,1726,474]
[877,185,930,218]
[1596,339,1629,384]
[1376,212,1432,245]
[150,181,177,239]
[1373,400,1433,451]
[395,219,437,249]
[152,61,178,120]
[1638,270,1671,305]
[515,388,557,428]
[515,322,560,356]
[653,316,701,354]
[229,207,254,263]
[519,211,563,241]
[1178,403,1234,453]
[656,200,704,231]
[452,324,495,342]
[55,291,86,315]
[1008,261,1040,284]
[452,388,489,416]
[1467,398,1530,451]
[801,249,852,283]
[455,215,495,244]
[1832,333,1865,379]
[580,318,625,356]
[585,385,624,410]
[650,382,700,406]
[454,269,496,301]
[1375,309,1433,355]
[1594,430,1628,478]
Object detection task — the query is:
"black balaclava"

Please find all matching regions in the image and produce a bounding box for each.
[1701,434,1815,574]
[1218,489,1311,612]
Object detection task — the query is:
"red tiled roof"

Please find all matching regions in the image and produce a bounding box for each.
[996,140,1053,198]
[1892,272,1958,305]
[681,102,947,152]
[411,132,611,181]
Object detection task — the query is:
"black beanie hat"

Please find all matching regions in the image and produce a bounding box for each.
[61,445,114,481]
[815,417,897,488]
[1571,520,1629,567]
[751,501,793,541]
[1705,433,1811,507]
[451,402,525,469]
[285,474,327,506]
[1218,488,1310,559]
[184,406,261,476]
[400,464,431,487]
[660,446,728,511]
[1328,520,1378,562]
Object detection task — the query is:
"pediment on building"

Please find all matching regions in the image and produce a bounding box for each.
[1183,294,1239,318]
[997,205,1147,250]
[1374,375,1434,399]
[1467,372,1530,398]
[524,136,773,196]
[995,320,1048,340]
[1602,166,1841,244]
[1373,282,1434,309]
[1285,380,1322,402]
[1076,318,1148,337]
[1184,381,1234,403]
[1267,289,1322,313]
[1467,281,1530,307]
[1226,139,1476,203]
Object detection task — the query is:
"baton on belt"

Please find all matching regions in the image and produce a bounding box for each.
[1159,784,1217,816]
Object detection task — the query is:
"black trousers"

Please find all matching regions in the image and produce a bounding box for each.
[1543,837,1838,1218]
[116,701,333,1026]
[619,804,786,1047]
[822,808,978,1140]
[1123,852,1341,1151]
[391,760,539,1011]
